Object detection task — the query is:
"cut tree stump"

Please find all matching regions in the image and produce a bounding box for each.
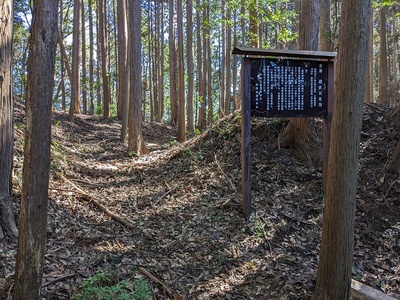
[351,279,399,300]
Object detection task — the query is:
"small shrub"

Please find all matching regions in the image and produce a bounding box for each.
[72,271,152,300]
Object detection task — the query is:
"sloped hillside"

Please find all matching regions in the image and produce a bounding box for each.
[1,100,399,299]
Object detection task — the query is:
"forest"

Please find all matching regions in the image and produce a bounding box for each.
[0,0,399,299]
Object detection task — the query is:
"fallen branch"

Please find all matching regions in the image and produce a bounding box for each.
[53,175,135,230]
[138,267,183,300]
[351,279,398,300]
[42,274,75,288]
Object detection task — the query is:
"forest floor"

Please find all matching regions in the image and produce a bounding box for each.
[1,100,399,299]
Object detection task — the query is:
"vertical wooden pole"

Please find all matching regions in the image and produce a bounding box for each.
[323,60,334,191]
[241,57,252,217]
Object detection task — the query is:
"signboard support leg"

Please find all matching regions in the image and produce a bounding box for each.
[323,61,334,192]
[241,57,252,217]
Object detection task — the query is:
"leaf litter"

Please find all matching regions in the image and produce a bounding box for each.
[0,100,399,299]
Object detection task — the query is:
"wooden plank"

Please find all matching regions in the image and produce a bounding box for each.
[351,279,399,300]
[232,46,337,60]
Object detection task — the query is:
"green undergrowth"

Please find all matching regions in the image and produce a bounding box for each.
[72,271,152,300]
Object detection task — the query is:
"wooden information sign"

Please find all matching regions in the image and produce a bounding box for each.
[232,47,336,217]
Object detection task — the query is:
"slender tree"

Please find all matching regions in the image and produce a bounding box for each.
[379,6,390,106]
[313,0,371,298]
[128,0,148,154]
[0,0,18,240]
[187,0,195,132]
[99,0,111,117]
[168,0,178,126]
[13,0,58,298]
[88,0,95,113]
[280,0,322,166]
[177,0,186,141]
[59,0,66,111]
[391,6,398,106]
[365,6,374,103]
[81,0,87,114]
[117,0,128,119]
[196,0,206,129]
[157,0,165,122]
[69,0,82,119]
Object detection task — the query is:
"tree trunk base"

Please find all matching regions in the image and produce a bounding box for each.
[279,118,321,167]
[0,196,18,241]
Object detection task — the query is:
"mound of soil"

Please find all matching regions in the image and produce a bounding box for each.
[1,100,399,299]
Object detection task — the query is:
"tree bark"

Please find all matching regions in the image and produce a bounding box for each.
[313,0,371,298]
[205,1,213,125]
[81,0,87,114]
[186,0,195,132]
[365,7,374,103]
[99,0,111,117]
[196,0,206,129]
[224,7,231,116]
[177,0,186,142]
[88,0,95,114]
[280,0,321,166]
[13,0,58,298]
[0,0,18,240]
[391,7,398,106]
[117,0,128,120]
[128,0,148,155]
[379,7,390,106]
[157,0,165,122]
[168,0,178,126]
[320,0,332,51]
[69,0,82,119]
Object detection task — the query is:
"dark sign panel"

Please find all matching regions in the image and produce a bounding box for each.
[250,58,329,117]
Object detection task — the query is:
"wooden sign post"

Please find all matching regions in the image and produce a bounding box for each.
[233,47,336,217]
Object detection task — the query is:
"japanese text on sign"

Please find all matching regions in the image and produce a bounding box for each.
[250,58,328,117]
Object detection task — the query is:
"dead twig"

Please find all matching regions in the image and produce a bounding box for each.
[42,274,76,288]
[138,267,183,300]
[214,154,239,195]
[55,175,135,229]
[152,182,179,207]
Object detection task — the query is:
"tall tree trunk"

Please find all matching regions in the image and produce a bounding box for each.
[117,0,127,120]
[391,7,398,106]
[121,38,130,144]
[60,0,66,111]
[69,0,82,119]
[186,0,195,132]
[196,0,206,129]
[205,0,213,124]
[313,0,371,298]
[168,0,178,126]
[320,0,332,51]
[232,8,239,111]
[0,0,18,240]
[13,0,57,298]
[148,1,154,122]
[365,7,374,103]
[220,0,226,117]
[96,7,102,111]
[157,0,165,123]
[128,0,148,155]
[280,0,322,166]
[379,7,390,106]
[81,0,87,114]
[176,0,186,141]
[99,0,111,117]
[249,0,259,47]
[224,7,231,116]
[88,0,95,114]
